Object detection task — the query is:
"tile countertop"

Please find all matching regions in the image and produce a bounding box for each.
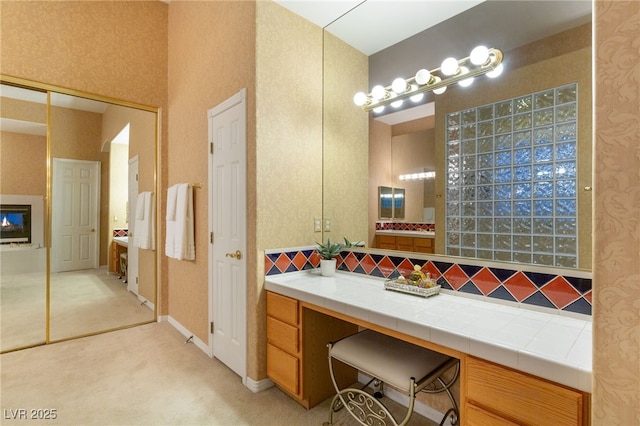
[375,230,435,238]
[113,236,128,247]
[265,270,592,393]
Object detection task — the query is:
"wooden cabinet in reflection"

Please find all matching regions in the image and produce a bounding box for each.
[111,241,128,277]
[375,234,434,254]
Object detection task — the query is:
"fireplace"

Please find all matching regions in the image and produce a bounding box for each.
[0,204,32,244]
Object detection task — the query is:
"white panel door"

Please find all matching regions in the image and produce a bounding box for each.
[127,156,139,295]
[208,89,247,382]
[51,158,100,272]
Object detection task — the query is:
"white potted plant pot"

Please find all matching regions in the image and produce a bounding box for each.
[320,258,337,277]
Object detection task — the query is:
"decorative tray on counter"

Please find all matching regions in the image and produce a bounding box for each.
[384,278,441,298]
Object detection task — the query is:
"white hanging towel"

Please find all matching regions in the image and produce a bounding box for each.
[165,183,195,260]
[134,191,155,250]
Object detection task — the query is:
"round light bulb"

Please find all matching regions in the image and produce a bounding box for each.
[371,85,386,100]
[353,92,367,106]
[410,93,424,103]
[441,57,459,76]
[486,63,504,78]
[391,78,407,94]
[373,105,385,113]
[458,66,474,87]
[470,45,490,65]
[415,69,431,85]
[432,76,447,95]
[391,99,403,108]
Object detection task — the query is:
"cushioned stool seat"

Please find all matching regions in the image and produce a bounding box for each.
[325,329,459,426]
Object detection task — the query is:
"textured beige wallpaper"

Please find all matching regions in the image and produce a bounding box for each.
[167,0,256,345]
[323,31,369,243]
[256,2,323,249]
[593,1,640,423]
[255,0,323,378]
[0,0,168,310]
[0,132,46,196]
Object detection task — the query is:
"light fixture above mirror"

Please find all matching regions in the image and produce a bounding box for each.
[354,46,504,112]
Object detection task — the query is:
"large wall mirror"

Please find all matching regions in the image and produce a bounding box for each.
[0,77,158,353]
[322,0,592,271]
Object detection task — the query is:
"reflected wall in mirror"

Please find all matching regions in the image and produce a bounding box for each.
[323,1,592,270]
[392,128,436,222]
[0,79,158,352]
[0,84,47,351]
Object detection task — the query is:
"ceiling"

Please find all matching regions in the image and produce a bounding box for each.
[274,0,485,55]
[274,0,592,56]
[274,0,592,123]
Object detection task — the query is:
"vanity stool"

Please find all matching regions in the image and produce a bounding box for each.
[119,252,128,283]
[325,329,459,426]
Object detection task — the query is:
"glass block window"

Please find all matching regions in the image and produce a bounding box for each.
[446,83,578,268]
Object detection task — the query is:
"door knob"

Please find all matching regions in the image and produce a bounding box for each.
[225,250,242,260]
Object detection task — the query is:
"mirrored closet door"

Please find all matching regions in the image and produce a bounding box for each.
[0,79,158,352]
[0,84,48,351]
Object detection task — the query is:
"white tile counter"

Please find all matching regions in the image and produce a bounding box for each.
[265,269,592,393]
[113,236,128,247]
[375,230,435,238]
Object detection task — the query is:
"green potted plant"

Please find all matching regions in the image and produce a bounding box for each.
[316,238,343,277]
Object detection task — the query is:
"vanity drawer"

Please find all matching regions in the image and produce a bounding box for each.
[267,343,299,396]
[267,291,298,326]
[466,356,584,426]
[414,237,434,253]
[267,316,299,355]
[466,403,518,426]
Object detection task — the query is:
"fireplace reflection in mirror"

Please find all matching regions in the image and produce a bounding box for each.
[0,204,32,244]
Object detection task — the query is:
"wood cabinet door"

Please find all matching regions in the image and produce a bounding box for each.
[267,343,299,396]
[376,234,396,250]
[413,237,434,253]
[396,236,414,251]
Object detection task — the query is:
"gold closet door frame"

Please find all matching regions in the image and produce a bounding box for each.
[0,74,160,352]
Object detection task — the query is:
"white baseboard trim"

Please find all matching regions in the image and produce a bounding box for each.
[159,316,274,395]
[246,376,274,393]
[164,316,209,355]
[137,295,155,312]
[358,373,446,425]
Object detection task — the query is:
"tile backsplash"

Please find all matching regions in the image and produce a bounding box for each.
[376,222,435,232]
[113,228,128,237]
[264,247,592,316]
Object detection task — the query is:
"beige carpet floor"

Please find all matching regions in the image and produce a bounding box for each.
[1,268,154,352]
[0,322,438,426]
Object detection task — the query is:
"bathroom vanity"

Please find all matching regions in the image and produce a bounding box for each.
[375,230,435,253]
[265,271,591,425]
[111,236,128,276]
